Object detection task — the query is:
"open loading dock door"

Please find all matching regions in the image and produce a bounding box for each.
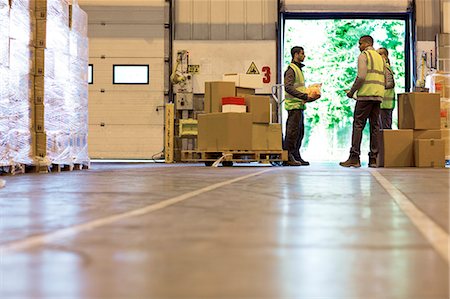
[280,0,413,162]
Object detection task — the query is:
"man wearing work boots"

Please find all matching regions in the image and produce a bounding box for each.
[340,35,385,168]
[284,46,321,166]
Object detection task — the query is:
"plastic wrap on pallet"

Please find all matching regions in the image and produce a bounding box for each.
[9,39,35,76]
[46,130,73,164]
[68,1,89,165]
[35,0,69,23]
[36,18,69,51]
[71,132,88,164]
[9,0,35,45]
[69,31,88,60]
[0,66,9,166]
[69,2,87,36]
[68,58,88,132]
[8,129,34,165]
[0,4,9,67]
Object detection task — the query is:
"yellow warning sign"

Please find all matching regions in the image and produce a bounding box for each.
[246,62,260,75]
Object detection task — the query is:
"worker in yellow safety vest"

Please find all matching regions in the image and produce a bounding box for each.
[283,46,321,166]
[340,35,386,168]
[377,47,396,129]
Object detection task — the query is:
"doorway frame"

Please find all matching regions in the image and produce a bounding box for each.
[277,11,415,92]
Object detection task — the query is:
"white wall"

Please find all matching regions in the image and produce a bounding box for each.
[444,0,450,33]
[173,40,277,94]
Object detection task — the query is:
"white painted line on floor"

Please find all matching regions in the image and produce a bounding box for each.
[371,170,449,263]
[0,168,273,254]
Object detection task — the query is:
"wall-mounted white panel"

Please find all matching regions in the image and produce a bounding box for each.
[283,0,410,12]
[228,0,245,40]
[192,0,210,39]
[175,0,277,40]
[89,38,164,58]
[88,24,164,39]
[89,92,164,125]
[88,124,164,159]
[211,0,227,39]
[444,1,450,33]
[246,0,264,40]
[79,0,164,7]
[89,57,164,91]
[81,6,164,24]
[174,40,276,94]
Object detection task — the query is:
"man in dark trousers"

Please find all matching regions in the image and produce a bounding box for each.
[340,35,386,168]
[284,46,320,166]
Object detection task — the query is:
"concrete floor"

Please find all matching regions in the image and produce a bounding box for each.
[0,162,449,299]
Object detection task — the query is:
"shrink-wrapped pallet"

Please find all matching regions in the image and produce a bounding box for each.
[8,0,36,165]
[68,0,89,164]
[0,1,9,166]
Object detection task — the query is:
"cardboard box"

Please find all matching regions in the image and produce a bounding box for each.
[414,139,445,168]
[252,124,267,150]
[267,124,282,150]
[398,93,441,129]
[223,73,263,89]
[222,104,246,113]
[198,113,252,151]
[442,129,450,159]
[252,124,283,150]
[245,95,270,124]
[236,87,255,97]
[413,129,442,139]
[35,20,46,48]
[35,132,47,158]
[204,81,235,113]
[34,75,44,104]
[378,130,414,167]
[34,104,45,133]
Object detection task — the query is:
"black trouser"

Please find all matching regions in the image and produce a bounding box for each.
[350,101,380,158]
[284,109,304,160]
[379,109,393,130]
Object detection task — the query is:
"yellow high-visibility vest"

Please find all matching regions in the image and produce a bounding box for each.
[381,63,395,109]
[358,50,385,98]
[285,63,307,110]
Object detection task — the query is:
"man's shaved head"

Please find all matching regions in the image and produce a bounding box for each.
[360,35,374,46]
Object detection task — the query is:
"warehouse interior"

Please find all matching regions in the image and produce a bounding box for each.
[1,0,450,298]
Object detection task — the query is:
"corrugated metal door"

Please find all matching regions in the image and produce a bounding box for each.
[83,3,166,159]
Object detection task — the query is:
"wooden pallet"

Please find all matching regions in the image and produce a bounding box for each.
[1,162,89,176]
[181,150,288,164]
[51,163,90,172]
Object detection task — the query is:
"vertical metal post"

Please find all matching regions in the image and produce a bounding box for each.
[165,103,175,163]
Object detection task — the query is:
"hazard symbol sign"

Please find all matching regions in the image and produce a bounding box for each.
[246,62,260,75]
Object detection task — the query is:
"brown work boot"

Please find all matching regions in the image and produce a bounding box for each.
[368,157,377,168]
[285,154,302,166]
[339,155,361,168]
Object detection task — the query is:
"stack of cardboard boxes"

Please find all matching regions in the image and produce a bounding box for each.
[0,0,89,169]
[429,72,450,160]
[198,81,282,152]
[379,92,446,167]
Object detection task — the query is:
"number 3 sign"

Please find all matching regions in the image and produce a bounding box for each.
[262,66,271,84]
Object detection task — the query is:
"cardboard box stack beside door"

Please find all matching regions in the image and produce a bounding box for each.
[380,92,445,167]
[199,82,283,152]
